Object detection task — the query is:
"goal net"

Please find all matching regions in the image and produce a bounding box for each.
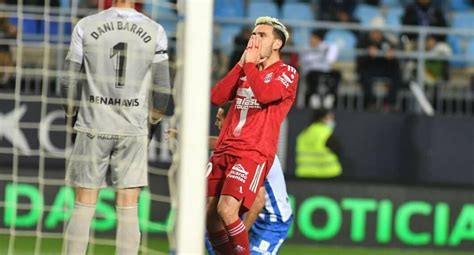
[0,0,211,254]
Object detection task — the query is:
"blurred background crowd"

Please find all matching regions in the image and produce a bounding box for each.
[2,0,474,115]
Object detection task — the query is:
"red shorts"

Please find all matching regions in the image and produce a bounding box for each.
[207,153,270,211]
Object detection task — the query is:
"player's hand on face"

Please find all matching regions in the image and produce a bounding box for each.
[244,35,262,64]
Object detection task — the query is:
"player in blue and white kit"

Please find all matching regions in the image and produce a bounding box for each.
[247,155,293,255]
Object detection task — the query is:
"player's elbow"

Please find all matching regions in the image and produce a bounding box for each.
[210,93,226,106]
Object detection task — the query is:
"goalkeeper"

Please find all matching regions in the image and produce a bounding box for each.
[60,0,171,254]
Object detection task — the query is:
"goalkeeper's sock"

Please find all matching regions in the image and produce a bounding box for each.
[64,202,95,255]
[225,219,250,255]
[116,205,141,255]
[208,229,233,255]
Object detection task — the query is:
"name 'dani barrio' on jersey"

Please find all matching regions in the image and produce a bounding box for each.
[90,95,139,107]
[90,21,152,43]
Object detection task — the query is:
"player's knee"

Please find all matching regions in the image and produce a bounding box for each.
[115,188,140,207]
[254,188,266,209]
[75,187,99,205]
[217,199,239,222]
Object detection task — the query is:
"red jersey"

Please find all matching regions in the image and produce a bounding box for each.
[211,60,299,162]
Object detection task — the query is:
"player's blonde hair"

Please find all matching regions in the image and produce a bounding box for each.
[255,16,290,43]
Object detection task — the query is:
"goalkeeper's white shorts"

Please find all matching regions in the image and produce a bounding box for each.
[66,131,148,189]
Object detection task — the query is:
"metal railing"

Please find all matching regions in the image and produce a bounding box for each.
[1,4,474,115]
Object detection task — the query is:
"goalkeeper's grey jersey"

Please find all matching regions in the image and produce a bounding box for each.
[66,7,168,136]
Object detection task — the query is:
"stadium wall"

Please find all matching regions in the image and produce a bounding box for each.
[286,109,474,187]
[0,180,473,251]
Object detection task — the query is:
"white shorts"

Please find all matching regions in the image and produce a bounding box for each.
[66,131,148,189]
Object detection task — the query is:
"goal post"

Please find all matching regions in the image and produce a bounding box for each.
[175,0,214,254]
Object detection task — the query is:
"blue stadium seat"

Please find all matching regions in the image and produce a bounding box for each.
[214,0,244,18]
[447,35,467,68]
[291,27,311,47]
[381,0,400,7]
[281,2,314,47]
[142,0,177,33]
[451,12,474,29]
[248,2,279,19]
[466,38,474,66]
[324,29,356,61]
[219,24,243,55]
[60,0,70,9]
[450,0,471,11]
[281,3,314,21]
[143,0,176,17]
[8,17,40,35]
[385,7,403,28]
[354,4,380,25]
[39,21,72,36]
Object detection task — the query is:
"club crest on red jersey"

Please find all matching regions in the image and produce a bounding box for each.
[264,72,273,83]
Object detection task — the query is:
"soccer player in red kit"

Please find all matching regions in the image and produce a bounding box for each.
[206,16,298,255]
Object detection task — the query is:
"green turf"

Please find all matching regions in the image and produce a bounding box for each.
[1,235,472,255]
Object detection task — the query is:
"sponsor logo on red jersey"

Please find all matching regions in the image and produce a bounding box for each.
[227,164,249,184]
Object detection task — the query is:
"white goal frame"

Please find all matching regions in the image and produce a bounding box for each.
[175,0,213,254]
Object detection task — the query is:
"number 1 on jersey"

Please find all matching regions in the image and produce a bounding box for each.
[110,42,128,88]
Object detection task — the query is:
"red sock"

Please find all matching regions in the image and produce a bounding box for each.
[225,219,249,255]
[208,229,233,255]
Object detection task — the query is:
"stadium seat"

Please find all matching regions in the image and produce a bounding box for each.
[466,38,474,66]
[381,0,400,7]
[447,35,467,68]
[219,24,243,55]
[247,2,279,20]
[281,2,314,47]
[385,7,403,28]
[324,29,356,61]
[354,4,380,25]
[451,12,474,29]
[8,17,40,36]
[214,0,244,17]
[39,21,72,36]
[281,2,315,21]
[60,0,70,9]
[291,27,311,47]
[450,0,472,11]
[143,0,177,34]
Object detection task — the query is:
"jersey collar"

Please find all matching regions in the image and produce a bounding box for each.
[109,7,140,17]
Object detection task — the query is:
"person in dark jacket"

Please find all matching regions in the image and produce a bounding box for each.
[401,0,447,43]
[357,16,401,110]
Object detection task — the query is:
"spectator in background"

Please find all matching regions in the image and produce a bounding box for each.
[227,26,252,70]
[300,29,340,109]
[356,16,401,110]
[296,109,342,178]
[401,0,447,45]
[318,0,358,23]
[424,34,451,85]
[0,15,16,87]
